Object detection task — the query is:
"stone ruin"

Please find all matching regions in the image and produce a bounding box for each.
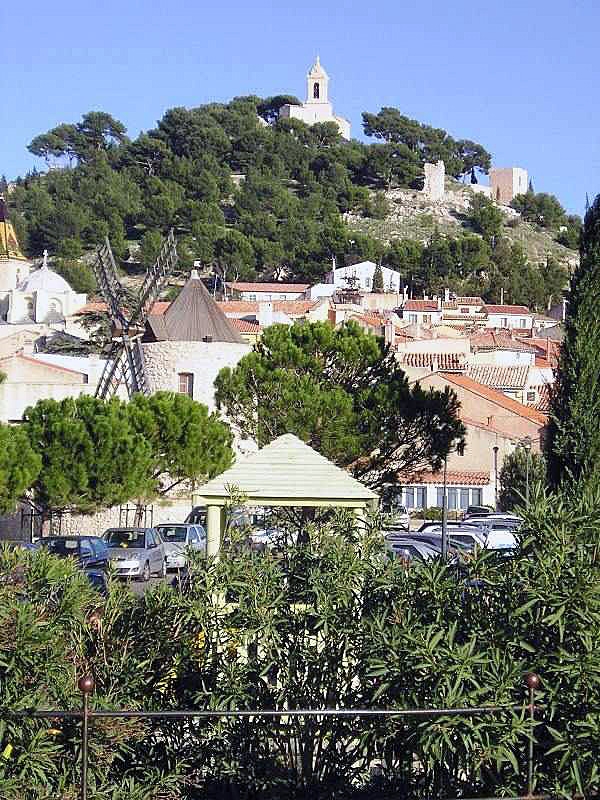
[422,160,445,202]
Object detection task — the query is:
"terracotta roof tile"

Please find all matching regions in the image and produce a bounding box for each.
[470,331,536,353]
[484,304,532,315]
[404,299,440,312]
[465,364,530,390]
[231,318,261,333]
[400,470,490,486]
[439,372,548,424]
[398,352,466,371]
[529,384,552,413]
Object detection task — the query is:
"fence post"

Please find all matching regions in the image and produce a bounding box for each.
[525,672,540,797]
[78,675,95,800]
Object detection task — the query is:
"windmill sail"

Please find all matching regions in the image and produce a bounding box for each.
[130,229,178,326]
[93,238,127,328]
[94,230,177,400]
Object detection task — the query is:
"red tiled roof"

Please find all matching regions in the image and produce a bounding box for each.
[349,313,385,328]
[465,364,530,390]
[404,299,440,312]
[470,331,536,353]
[400,470,490,486]
[226,282,310,293]
[398,352,466,371]
[456,296,484,305]
[77,301,108,314]
[529,384,552,413]
[484,304,532,315]
[439,372,548,424]
[230,318,261,333]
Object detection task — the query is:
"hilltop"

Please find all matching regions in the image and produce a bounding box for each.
[4,97,580,311]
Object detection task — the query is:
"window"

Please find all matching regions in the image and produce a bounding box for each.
[447,488,458,510]
[364,277,372,289]
[436,487,445,507]
[247,294,256,301]
[80,539,94,559]
[527,390,536,402]
[519,318,527,328]
[471,488,483,506]
[416,487,427,509]
[459,488,470,509]
[423,314,431,323]
[178,372,194,398]
[461,307,469,314]
[404,487,415,509]
[501,317,508,327]
[313,82,320,99]
[409,314,418,324]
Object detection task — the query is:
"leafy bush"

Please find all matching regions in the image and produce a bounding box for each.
[1,491,600,798]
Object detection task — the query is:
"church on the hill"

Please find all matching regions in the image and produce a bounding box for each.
[279,57,351,140]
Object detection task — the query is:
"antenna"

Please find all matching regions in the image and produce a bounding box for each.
[93,230,179,400]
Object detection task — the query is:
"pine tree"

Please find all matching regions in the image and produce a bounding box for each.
[372,262,384,292]
[528,178,535,194]
[546,194,600,488]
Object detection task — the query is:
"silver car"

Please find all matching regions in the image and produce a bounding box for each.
[155,523,206,570]
[104,527,166,581]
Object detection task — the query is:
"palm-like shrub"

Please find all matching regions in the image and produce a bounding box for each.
[1,493,600,798]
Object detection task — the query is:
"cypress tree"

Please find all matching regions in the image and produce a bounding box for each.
[546,194,600,488]
[372,262,384,292]
[470,167,478,184]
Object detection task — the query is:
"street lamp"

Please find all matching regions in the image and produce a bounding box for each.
[441,455,448,560]
[522,436,532,504]
[493,445,499,510]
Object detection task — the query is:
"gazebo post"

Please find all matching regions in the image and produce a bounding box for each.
[206,504,222,559]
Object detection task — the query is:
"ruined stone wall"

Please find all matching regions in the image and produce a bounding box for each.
[422,160,445,202]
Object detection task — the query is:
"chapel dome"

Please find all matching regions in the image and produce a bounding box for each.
[18,260,72,293]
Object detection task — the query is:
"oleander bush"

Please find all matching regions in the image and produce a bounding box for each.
[1,489,599,799]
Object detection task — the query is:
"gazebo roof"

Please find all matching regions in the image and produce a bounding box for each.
[196,433,378,507]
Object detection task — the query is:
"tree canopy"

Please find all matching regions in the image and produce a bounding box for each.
[0,425,41,514]
[546,194,600,488]
[215,320,465,488]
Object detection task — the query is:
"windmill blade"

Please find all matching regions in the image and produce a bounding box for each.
[130,229,178,327]
[95,342,126,400]
[93,238,127,329]
[121,338,149,397]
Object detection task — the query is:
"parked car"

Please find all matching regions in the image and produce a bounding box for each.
[34,536,109,594]
[461,518,518,550]
[155,523,206,570]
[185,506,207,526]
[388,504,410,530]
[385,537,440,562]
[104,527,166,581]
[410,527,486,552]
[418,520,481,534]
[463,505,493,520]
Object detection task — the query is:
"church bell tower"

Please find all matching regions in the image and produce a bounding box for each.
[306,55,329,104]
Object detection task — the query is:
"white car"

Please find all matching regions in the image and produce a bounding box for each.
[155,523,206,570]
[389,504,410,530]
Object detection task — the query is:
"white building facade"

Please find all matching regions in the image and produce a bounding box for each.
[324,261,402,293]
[279,57,351,140]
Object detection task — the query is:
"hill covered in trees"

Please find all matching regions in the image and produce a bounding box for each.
[5,98,580,309]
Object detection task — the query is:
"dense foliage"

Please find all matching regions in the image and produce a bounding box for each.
[498,446,546,511]
[8,98,574,306]
[215,320,465,488]
[1,490,600,798]
[0,424,41,514]
[21,392,233,516]
[546,194,600,488]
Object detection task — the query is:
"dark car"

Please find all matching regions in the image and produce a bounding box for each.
[35,536,109,594]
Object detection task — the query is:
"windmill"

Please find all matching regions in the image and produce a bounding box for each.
[93,230,178,399]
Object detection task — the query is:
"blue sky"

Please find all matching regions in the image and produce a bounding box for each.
[2,0,598,214]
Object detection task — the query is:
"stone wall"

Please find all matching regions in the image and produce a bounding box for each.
[490,167,528,205]
[422,160,445,202]
[142,340,250,411]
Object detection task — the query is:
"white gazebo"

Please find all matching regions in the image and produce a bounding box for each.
[194,434,379,556]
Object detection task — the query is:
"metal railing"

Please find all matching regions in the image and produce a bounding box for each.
[0,673,543,800]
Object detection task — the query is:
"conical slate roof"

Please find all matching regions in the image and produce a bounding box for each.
[198,434,378,504]
[144,271,244,344]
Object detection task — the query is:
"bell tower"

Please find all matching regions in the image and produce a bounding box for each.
[306,55,329,104]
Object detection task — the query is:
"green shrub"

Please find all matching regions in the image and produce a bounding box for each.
[1,491,600,798]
